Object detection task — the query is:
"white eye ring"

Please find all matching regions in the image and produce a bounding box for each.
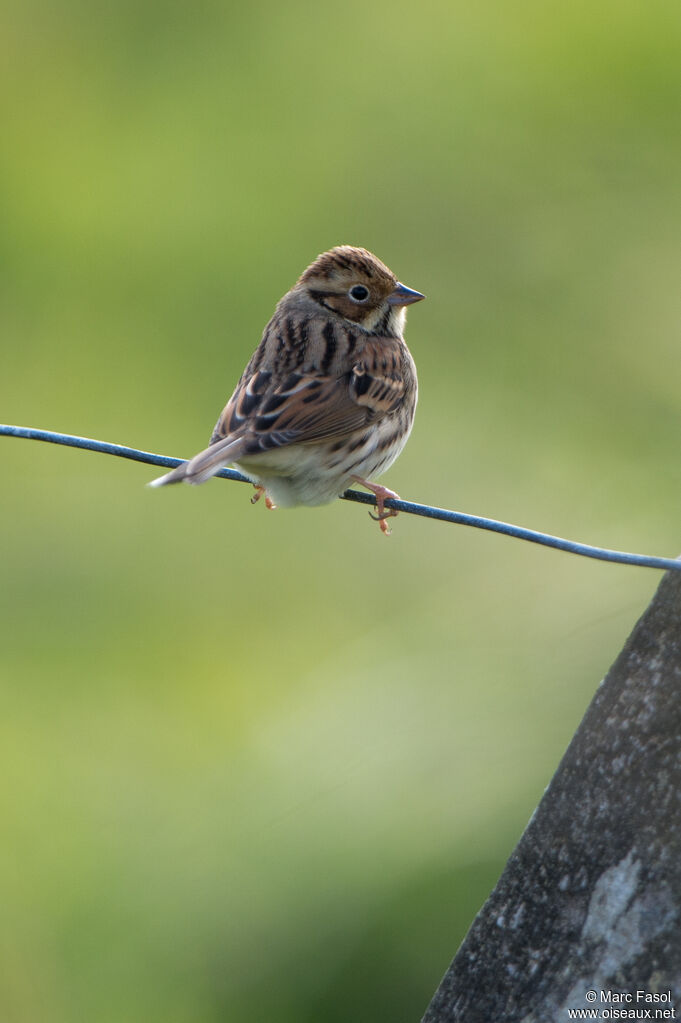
[349,284,370,303]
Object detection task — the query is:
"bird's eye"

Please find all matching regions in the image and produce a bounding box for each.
[349,284,370,303]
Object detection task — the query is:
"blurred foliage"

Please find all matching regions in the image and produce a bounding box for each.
[2,1,681,1020]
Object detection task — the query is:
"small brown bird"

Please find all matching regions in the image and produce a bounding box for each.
[149,246,424,533]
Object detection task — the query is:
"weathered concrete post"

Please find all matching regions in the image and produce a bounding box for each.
[422,567,681,1022]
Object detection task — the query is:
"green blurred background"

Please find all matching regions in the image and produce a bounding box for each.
[2,1,681,1020]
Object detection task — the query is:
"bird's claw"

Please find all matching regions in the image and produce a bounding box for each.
[351,476,400,536]
[368,508,399,522]
[251,485,276,509]
[368,509,397,535]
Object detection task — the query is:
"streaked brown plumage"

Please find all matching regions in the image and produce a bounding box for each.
[149,246,424,533]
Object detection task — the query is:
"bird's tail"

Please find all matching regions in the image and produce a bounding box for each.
[148,436,246,488]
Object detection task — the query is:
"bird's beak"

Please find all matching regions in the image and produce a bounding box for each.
[387,282,426,306]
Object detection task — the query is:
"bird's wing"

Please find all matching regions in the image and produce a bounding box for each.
[150,337,407,487]
[214,336,406,446]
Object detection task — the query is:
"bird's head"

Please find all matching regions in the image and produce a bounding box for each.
[297,245,424,335]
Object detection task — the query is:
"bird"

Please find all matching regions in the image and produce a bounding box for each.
[149,245,424,534]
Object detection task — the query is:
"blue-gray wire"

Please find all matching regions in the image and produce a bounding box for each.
[2,423,679,573]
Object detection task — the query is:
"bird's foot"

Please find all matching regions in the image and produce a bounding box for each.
[351,477,400,535]
[250,485,277,510]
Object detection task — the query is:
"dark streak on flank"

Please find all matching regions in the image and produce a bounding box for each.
[343,326,357,357]
[321,321,337,375]
[375,431,399,452]
[345,434,368,455]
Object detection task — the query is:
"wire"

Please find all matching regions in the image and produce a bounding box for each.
[2,423,679,572]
